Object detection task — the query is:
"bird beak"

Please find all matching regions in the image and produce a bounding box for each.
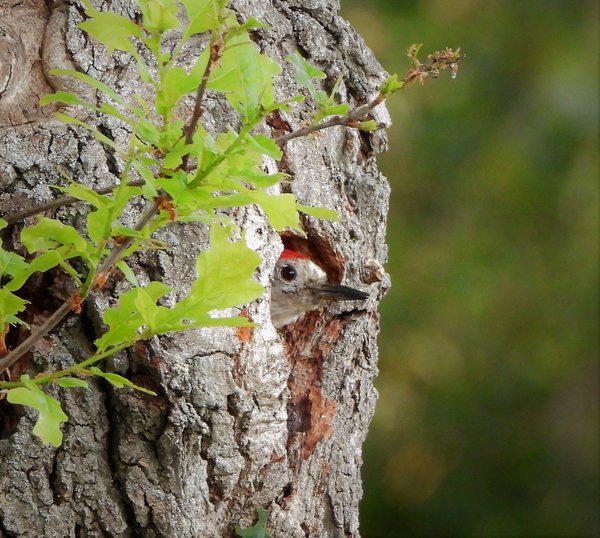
[311,283,369,301]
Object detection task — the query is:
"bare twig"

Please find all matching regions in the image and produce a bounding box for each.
[2,179,145,225]
[181,35,225,170]
[275,97,384,146]
[184,50,216,145]
[0,295,75,374]
[276,46,462,146]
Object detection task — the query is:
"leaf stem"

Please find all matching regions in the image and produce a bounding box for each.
[0,338,134,389]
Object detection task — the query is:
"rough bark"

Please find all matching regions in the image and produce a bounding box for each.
[0,0,390,536]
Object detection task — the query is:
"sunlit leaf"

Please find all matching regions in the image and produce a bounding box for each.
[181,0,226,38]
[4,250,71,292]
[52,112,120,151]
[296,203,338,221]
[6,375,68,447]
[208,33,281,119]
[21,218,90,257]
[380,73,404,96]
[95,282,172,352]
[56,377,90,389]
[79,10,141,54]
[0,248,28,280]
[243,134,282,160]
[39,90,82,107]
[155,226,263,330]
[287,51,325,99]
[0,288,28,326]
[116,260,139,286]
[89,367,157,395]
[137,0,179,33]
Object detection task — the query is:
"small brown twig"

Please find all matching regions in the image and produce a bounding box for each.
[276,46,462,147]
[2,179,145,226]
[274,96,384,146]
[0,295,75,374]
[181,35,225,170]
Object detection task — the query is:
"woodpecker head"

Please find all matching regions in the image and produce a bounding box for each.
[270,248,369,327]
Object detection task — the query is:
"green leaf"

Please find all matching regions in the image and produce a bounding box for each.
[137,0,179,33]
[380,73,404,96]
[0,248,28,280]
[296,203,338,221]
[181,0,225,38]
[235,508,272,538]
[52,112,120,151]
[286,51,325,99]
[4,250,71,292]
[135,119,162,145]
[0,288,29,326]
[312,103,349,124]
[156,66,199,116]
[116,261,139,286]
[21,217,90,257]
[88,185,141,245]
[56,377,90,389]
[135,59,155,85]
[210,191,301,232]
[19,219,92,275]
[134,286,162,330]
[163,142,194,169]
[237,16,269,32]
[250,192,301,231]
[66,183,110,208]
[89,367,157,395]
[79,11,141,54]
[243,134,282,160]
[95,282,172,352]
[188,224,263,313]
[48,69,126,105]
[156,226,263,330]
[357,119,379,132]
[6,375,68,447]
[39,90,82,107]
[208,32,281,119]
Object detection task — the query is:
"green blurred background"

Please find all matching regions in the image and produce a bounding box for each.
[340,1,599,536]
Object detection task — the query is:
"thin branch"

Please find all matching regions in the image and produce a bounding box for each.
[2,179,145,226]
[184,54,213,145]
[276,46,462,147]
[275,96,384,146]
[95,196,160,277]
[181,35,224,170]
[0,295,75,374]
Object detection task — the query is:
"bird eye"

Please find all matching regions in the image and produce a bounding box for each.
[280,264,297,282]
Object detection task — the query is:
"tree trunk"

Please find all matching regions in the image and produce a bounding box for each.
[0,0,390,536]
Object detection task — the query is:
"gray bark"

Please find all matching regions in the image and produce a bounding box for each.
[0,0,390,536]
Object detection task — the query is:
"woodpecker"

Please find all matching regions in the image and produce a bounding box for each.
[270,248,369,327]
